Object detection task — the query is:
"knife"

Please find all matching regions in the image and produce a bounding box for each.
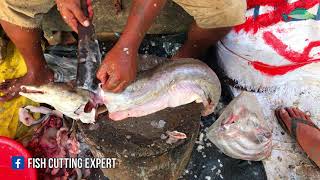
[76,0,101,93]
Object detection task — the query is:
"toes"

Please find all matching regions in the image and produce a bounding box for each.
[112,81,128,93]
[0,91,19,102]
[279,108,291,124]
[279,108,290,119]
[276,108,294,134]
[0,79,19,93]
[285,107,297,118]
[304,111,312,121]
[0,86,10,93]
[294,107,307,120]
[0,84,21,102]
[292,107,304,119]
[0,79,17,88]
[0,81,11,90]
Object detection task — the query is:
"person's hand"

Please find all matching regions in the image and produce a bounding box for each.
[96,45,137,93]
[55,0,94,33]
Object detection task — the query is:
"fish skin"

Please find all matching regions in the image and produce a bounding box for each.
[103,58,221,120]
[20,83,96,123]
[20,56,221,123]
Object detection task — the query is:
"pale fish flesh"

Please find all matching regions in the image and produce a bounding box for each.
[19,105,63,126]
[207,92,272,161]
[165,130,187,144]
[20,56,221,123]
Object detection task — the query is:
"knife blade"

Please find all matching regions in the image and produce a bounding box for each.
[76,0,101,93]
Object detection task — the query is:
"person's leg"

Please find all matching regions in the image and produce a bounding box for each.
[276,107,320,167]
[0,0,55,101]
[0,21,54,101]
[173,0,246,59]
[174,22,231,59]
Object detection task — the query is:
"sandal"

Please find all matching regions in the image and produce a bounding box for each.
[275,108,320,167]
[275,108,320,139]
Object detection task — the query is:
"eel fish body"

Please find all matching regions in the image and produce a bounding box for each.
[207,92,272,161]
[102,58,221,120]
[20,56,221,123]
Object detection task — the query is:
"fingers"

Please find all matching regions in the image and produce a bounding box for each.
[58,1,91,33]
[71,5,90,27]
[102,79,128,93]
[98,74,129,93]
[62,10,79,33]
[112,81,128,93]
[96,64,109,85]
[69,18,79,33]
[96,63,118,91]
[87,0,94,19]
[104,75,120,90]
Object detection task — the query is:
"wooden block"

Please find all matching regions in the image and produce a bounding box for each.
[78,103,201,180]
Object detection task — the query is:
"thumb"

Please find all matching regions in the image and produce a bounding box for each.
[72,7,90,27]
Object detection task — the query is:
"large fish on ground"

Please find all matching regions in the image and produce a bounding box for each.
[20,56,221,123]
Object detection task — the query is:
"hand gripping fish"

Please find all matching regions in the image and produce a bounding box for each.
[19,56,221,123]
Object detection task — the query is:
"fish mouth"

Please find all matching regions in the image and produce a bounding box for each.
[20,86,45,94]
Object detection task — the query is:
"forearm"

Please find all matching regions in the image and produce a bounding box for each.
[118,0,167,49]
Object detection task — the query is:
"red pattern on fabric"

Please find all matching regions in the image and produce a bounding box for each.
[250,31,320,76]
[235,0,318,33]
[234,0,320,75]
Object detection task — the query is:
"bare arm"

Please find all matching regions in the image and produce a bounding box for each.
[97,0,167,92]
[119,0,167,50]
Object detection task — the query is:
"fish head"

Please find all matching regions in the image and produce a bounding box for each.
[208,106,272,161]
[20,83,90,103]
[220,106,272,144]
[20,83,71,102]
[19,83,96,123]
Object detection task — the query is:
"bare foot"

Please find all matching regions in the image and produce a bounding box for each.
[276,107,320,167]
[0,68,54,101]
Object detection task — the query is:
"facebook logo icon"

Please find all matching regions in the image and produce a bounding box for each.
[11,156,25,170]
